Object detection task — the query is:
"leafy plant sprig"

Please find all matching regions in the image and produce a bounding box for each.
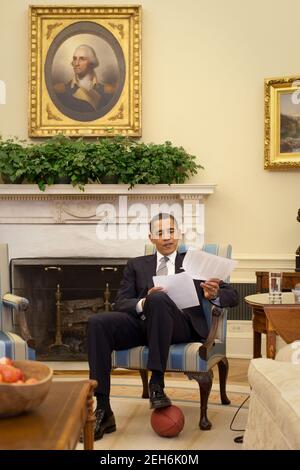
[0,135,203,191]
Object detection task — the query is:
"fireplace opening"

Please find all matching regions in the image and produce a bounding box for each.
[11,258,128,361]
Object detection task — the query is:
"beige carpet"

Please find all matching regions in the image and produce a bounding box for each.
[76,377,249,450]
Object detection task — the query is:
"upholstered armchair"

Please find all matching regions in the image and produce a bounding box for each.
[243,306,300,449]
[0,244,35,359]
[112,243,233,431]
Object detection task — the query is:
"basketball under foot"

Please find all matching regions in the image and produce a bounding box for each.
[151,405,185,437]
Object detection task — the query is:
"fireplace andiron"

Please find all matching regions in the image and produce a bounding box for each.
[49,284,70,351]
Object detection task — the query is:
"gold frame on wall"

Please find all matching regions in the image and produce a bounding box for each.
[265,75,300,169]
[29,5,141,137]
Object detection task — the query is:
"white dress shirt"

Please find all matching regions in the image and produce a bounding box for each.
[136,250,177,313]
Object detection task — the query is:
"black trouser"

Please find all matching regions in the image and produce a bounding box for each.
[87,291,197,395]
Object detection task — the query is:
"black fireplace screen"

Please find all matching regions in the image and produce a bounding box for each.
[10,258,128,360]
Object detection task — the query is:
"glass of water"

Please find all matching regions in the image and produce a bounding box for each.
[268,272,282,303]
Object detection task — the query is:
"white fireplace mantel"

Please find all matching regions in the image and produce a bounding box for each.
[0,184,216,259]
[0,183,216,199]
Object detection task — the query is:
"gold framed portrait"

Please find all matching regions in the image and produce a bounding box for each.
[265,75,300,169]
[29,5,141,137]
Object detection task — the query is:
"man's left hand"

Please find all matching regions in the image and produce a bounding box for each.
[200,278,220,300]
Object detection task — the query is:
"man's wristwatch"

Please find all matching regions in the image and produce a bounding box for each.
[210,290,219,301]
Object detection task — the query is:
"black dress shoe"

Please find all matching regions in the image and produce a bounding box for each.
[80,408,116,442]
[149,383,172,409]
[94,409,116,441]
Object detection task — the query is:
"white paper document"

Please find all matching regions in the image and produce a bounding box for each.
[153,272,200,309]
[182,249,237,281]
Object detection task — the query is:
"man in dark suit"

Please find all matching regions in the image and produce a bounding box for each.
[87,213,239,440]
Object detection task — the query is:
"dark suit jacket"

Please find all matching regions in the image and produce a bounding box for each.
[114,252,239,340]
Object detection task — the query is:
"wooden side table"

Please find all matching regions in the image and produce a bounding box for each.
[0,380,97,450]
[264,305,300,344]
[245,292,298,359]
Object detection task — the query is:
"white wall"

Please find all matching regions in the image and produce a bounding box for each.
[1,0,300,281]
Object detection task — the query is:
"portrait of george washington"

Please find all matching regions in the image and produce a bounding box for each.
[44,21,126,122]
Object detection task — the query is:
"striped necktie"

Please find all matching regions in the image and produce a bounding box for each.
[156,256,169,276]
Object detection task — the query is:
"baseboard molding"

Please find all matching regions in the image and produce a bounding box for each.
[227,320,286,358]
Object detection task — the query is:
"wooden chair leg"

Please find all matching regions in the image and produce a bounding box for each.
[187,370,213,430]
[217,357,231,405]
[139,369,149,398]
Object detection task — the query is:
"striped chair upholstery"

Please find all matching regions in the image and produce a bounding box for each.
[0,244,35,360]
[0,331,35,360]
[112,339,226,373]
[112,243,232,431]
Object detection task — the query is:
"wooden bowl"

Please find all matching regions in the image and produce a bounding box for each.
[0,360,53,417]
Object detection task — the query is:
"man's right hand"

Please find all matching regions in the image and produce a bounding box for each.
[147,286,166,296]
[141,287,166,309]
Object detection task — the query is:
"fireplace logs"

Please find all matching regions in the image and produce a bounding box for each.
[59,291,105,355]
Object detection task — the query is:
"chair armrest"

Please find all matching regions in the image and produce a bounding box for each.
[2,293,35,349]
[2,293,29,311]
[199,306,223,360]
[275,342,300,363]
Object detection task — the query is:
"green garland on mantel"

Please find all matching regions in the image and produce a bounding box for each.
[0,134,203,191]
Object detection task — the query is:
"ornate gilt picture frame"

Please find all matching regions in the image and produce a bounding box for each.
[265,75,300,169]
[29,5,141,137]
